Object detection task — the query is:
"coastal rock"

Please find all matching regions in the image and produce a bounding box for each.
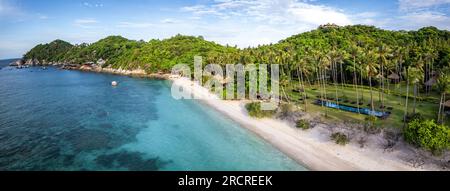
[25,59,34,66]
[24,59,42,66]
[61,63,80,70]
[80,65,93,71]
[96,59,106,66]
[33,59,40,66]
[9,59,24,66]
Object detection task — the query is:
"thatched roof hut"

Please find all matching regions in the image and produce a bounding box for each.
[387,73,400,80]
[443,100,450,108]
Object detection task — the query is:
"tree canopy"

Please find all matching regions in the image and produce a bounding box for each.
[23,25,450,74]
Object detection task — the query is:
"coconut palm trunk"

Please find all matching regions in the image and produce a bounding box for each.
[353,58,360,113]
[340,61,345,94]
[369,76,375,112]
[360,68,365,102]
[438,93,443,122]
[413,82,417,114]
[321,68,329,117]
[404,71,410,125]
[300,69,307,111]
[297,68,307,111]
[442,94,446,124]
[333,61,340,106]
[317,66,324,107]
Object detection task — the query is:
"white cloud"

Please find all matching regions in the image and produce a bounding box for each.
[177,0,450,47]
[399,0,450,11]
[182,0,352,25]
[74,18,99,28]
[179,0,353,47]
[83,2,104,8]
[396,0,450,30]
[161,18,178,24]
[397,11,450,30]
[116,22,154,28]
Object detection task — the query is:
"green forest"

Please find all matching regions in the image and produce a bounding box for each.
[24,24,450,73]
[23,24,450,153]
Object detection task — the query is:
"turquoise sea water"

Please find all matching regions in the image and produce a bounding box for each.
[0,60,306,171]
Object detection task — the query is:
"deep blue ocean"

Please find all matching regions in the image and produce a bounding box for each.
[0,59,305,171]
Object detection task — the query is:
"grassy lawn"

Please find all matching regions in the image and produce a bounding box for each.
[285,81,449,129]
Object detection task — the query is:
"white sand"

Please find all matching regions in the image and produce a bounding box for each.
[171,77,431,171]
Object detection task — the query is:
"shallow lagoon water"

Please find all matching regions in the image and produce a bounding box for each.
[0,62,306,171]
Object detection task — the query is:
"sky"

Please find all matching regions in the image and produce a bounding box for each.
[0,0,449,59]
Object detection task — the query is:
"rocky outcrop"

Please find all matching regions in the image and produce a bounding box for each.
[9,59,24,66]
[23,59,41,66]
[99,67,148,77]
[61,64,80,70]
[78,65,169,79]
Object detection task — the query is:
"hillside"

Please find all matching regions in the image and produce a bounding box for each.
[23,25,450,73]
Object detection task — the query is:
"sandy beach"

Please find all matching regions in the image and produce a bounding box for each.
[171,77,440,171]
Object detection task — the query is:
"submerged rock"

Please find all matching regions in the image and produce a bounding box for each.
[95,151,170,171]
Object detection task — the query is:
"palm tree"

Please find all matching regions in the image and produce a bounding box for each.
[280,74,291,104]
[358,60,366,103]
[319,55,331,116]
[328,50,343,107]
[293,55,309,112]
[437,68,450,124]
[423,46,438,94]
[408,67,423,114]
[385,58,397,95]
[376,44,391,110]
[349,45,361,113]
[365,52,378,113]
[403,66,410,125]
[311,50,324,102]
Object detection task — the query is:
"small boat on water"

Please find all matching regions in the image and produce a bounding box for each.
[111,81,118,86]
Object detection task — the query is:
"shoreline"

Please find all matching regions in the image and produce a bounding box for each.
[171,77,439,171]
[16,64,443,170]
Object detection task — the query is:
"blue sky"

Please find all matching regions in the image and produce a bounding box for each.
[0,0,449,59]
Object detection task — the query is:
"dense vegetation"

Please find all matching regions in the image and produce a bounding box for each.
[24,35,237,72]
[24,24,450,153]
[245,102,276,118]
[404,119,450,155]
[24,24,450,121]
[25,25,450,73]
[331,132,349,146]
[24,40,74,62]
[295,119,310,130]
